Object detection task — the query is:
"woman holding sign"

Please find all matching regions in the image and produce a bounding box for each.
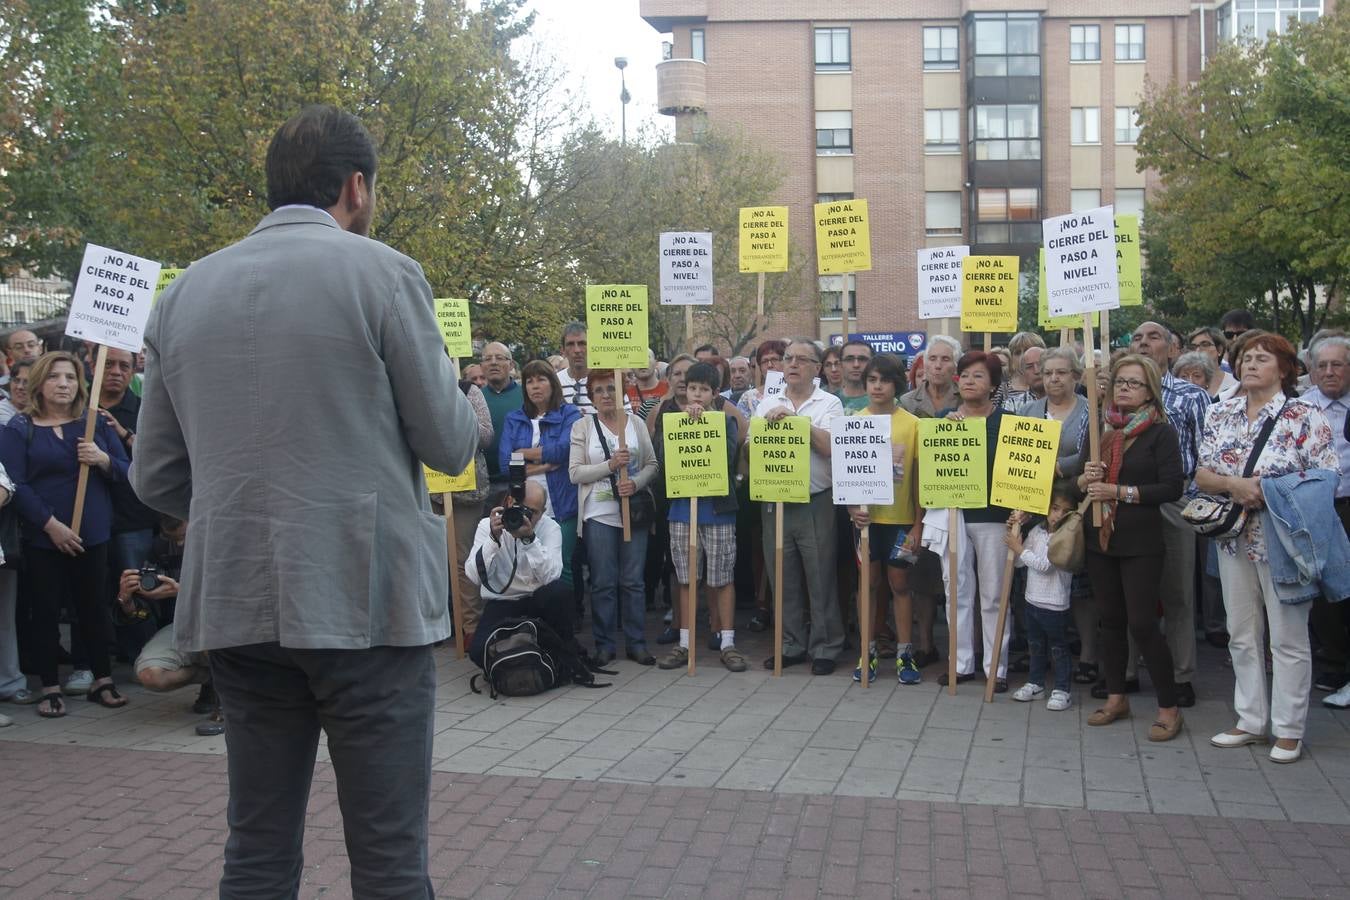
[0,352,130,717]
[569,368,659,666]
[847,355,924,685]
[923,351,1015,691]
[1076,355,1185,742]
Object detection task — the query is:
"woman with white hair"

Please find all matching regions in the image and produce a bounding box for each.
[900,335,961,418]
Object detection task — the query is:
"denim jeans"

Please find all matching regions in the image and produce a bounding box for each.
[1025,602,1072,694]
[585,521,649,653]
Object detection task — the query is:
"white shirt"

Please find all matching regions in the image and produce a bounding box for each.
[582,416,640,527]
[754,386,844,494]
[528,416,554,517]
[1017,525,1072,612]
[1302,386,1350,497]
[557,369,593,416]
[465,514,563,601]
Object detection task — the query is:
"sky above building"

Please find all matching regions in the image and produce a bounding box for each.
[522,0,672,141]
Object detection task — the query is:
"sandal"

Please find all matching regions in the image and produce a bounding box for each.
[37,692,66,718]
[87,683,127,709]
[1073,662,1098,685]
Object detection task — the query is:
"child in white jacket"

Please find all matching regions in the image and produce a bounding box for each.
[1007,488,1076,711]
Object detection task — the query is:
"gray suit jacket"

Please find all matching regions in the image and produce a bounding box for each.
[131,207,477,651]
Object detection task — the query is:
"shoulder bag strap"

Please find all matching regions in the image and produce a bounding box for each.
[1241,400,1289,479]
[593,414,620,495]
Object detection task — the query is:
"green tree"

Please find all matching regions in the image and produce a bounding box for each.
[1135,13,1349,343]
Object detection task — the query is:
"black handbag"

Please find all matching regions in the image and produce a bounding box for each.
[1181,401,1286,539]
[593,414,655,528]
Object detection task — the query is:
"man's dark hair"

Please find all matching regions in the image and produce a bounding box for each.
[1220,309,1256,332]
[693,343,720,356]
[266,105,377,211]
[685,361,721,391]
[842,339,873,357]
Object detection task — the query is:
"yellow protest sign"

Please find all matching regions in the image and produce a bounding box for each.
[1115,214,1142,307]
[960,256,1019,333]
[663,411,729,499]
[917,418,988,509]
[154,268,183,304]
[585,284,649,369]
[739,206,789,273]
[749,416,811,503]
[1038,250,1098,329]
[424,460,476,494]
[814,198,871,274]
[989,415,1063,515]
[434,299,473,358]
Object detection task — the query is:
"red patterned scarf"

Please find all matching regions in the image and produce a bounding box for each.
[1098,404,1161,551]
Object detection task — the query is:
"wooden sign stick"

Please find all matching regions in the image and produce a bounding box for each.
[983,542,1019,703]
[71,344,109,535]
[946,508,960,695]
[616,372,632,542]
[1082,314,1103,526]
[840,274,852,350]
[685,306,695,355]
[984,332,993,353]
[1101,309,1111,362]
[756,271,766,318]
[687,497,699,675]
[858,512,871,689]
[773,502,785,677]
[444,493,466,659]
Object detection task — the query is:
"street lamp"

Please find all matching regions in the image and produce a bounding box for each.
[614,56,630,146]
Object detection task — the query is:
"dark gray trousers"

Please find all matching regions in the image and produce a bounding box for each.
[209,642,437,899]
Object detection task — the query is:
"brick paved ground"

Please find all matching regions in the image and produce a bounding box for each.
[4,741,1350,899]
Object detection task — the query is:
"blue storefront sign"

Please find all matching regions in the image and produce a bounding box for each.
[828,331,928,356]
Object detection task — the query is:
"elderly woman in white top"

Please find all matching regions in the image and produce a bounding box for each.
[1196,333,1337,764]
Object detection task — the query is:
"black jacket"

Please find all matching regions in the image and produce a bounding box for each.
[1077,422,1184,557]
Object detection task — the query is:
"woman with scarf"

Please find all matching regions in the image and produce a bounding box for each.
[1075,354,1185,741]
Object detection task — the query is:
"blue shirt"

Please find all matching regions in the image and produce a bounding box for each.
[0,414,130,549]
[1161,371,1210,484]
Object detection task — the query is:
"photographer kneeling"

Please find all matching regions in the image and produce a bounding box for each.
[120,517,221,735]
[467,480,574,665]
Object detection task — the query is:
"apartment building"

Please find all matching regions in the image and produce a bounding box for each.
[641,1,1334,342]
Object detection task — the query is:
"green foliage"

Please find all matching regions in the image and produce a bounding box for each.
[1135,12,1349,343]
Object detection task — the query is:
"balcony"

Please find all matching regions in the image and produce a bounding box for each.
[640,1,707,32]
[656,58,707,116]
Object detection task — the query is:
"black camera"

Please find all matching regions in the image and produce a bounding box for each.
[501,505,527,532]
[138,564,161,593]
[508,452,527,504]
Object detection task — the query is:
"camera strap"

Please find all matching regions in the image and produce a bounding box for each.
[475,536,520,597]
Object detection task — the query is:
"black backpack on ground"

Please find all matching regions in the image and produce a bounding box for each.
[470,617,615,699]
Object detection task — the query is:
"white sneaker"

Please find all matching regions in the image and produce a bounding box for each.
[1046,690,1072,711]
[1323,682,1350,709]
[1210,729,1265,748]
[1011,683,1044,702]
[1269,740,1302,764]
[63,669,93,695]
[0,712,11,727]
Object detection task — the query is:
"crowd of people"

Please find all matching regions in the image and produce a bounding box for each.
[3,306,1350,763]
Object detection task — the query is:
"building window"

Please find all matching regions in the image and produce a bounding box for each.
[970,12,1040,77]
[924,109,960,153]
[690,29,705,61]
[815,111,852,155]
[973,103,1040,160]
[975,188,1040,244]
[1217,0,1322,41]
[817,192,853,204]
[1115,188,1145,221]
[820,275,856,315]
[1070,107,1100,145]
[923,26,959,70]
[1071,189,1101,212]
[1115,106,1140,144]
[1070,24,1100,61]
[1115,24,1144,61]
[814,27,850,71]
[925,192,962,236]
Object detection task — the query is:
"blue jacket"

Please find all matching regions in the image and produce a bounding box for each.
[499,404,582,521]
[1260,468,1350,605]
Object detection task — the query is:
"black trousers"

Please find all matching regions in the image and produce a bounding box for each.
[27,543,111,688]
[209,643,437,899]
[1086,550,1178,707]
[470,578,574,665]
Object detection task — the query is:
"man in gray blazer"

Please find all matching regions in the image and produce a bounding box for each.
[132,105,476,899]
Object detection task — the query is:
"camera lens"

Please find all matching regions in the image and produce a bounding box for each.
[502,507,525,531]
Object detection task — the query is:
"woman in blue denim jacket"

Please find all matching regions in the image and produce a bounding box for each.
[499,361,582,584]
[1196,334,1337,764]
